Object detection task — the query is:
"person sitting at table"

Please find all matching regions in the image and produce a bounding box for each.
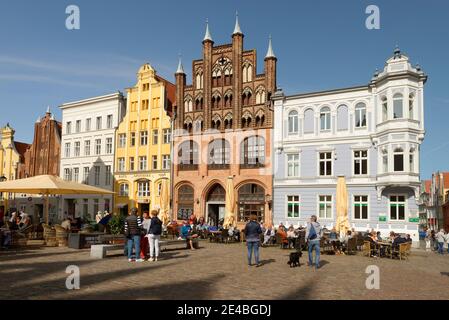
[18,213,31,230]
[61,216,72,231]
[392,233,407,249]
[287,225,297,249]
[276,224,289,248]
[95,211,103,224]
[263,226,275,246]
[189,213,197,226]
[228,226,240,242]
[376,231,382,242]
[180,220,197,250]
[340,230,353,253]
[364,231,379,257]
[405,234,412,243]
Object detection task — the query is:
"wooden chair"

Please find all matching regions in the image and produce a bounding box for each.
[54,224,69,247]
[275,233,288,249]
[362,241,371,257]
[356,236,365,251]
[346,237,357,255]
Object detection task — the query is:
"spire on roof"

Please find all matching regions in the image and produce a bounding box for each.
[176,54,185,74]
[203,18,213,42]
[265,34,276,59]
[233,11,242,35]
[46,106,51,114]
[35,116,41,123]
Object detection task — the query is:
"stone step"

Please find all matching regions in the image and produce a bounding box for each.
[27,240,45,246]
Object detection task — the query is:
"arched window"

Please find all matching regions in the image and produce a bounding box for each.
[195,97,203,111]
[393,147,404,172]
[303,108,314,133]
[195,71,203,89]
[409,93,415,120]
[242,89,252,106]
[178,140,199,169]
[119,183,129,196]
[183,117,193,134]
[242,112,252,129]
[242,63,253,83]
[255,87,266,104]
[288,110,298,134]
[177,184,194,220]
[337,105,348,131]
[382,96,388,121]
[208,139,230,167]
[137,180,150,197]
[194,117,203,132]
[320,107,331,131]
[224,114,233,129]
[238,184,265,222]
[212,93,221,109]
[224,91,233,108]
[355,103,367,128]
[212,69,222,87]
[393,93,403,119]
[224,68,233,86]
[241,136,265,167]
[184,97,193,113]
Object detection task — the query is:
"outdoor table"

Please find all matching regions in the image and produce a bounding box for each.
[377,241,393,258]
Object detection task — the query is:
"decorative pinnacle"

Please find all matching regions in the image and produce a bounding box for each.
[265,34,276,59]
[176,54,185,74]
[233,11,242,35]
[203,18,213,42]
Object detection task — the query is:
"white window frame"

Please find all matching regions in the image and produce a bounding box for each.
[162,155,170,170]
[65,143,71,158]
[353,150,368,176]
[105,165,111,186]
[119,183,129,197]
[140,131,148,146]
[96,116,102,130]
[107,114,113,129]
[286,153,300,178]
[393,93,404,119]
[106,138,113,154]
[94,166,101,186]
[74,141,81,157]
[318,151,333,177]
[76,120,81,133]
[352,195,369,220]
[84,140,91,156]
[139,156,147,171]
[393,148,404,172]
[287,110,299,135]
[95,139,102,155]
[73,167,79,182]
[320,107,331,131]
[354,103,367,128]
[286,195,300,219]
[86,118,91,132]
[317,195,333,220]
[83,167,90,184]
[152,155,158,170]
[118,158,125,172]
[138,181,150,197]
[163,129,171,144]
[389,194,407,221]
[118,134,126,148]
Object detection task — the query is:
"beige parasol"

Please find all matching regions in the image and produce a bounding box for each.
[159,177,170,225]
[223,176,236,228]
[335,175,350,236]
[0,175,114,223]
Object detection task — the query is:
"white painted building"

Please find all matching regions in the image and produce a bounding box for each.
[272,48,427,245]
[59,92,126,220]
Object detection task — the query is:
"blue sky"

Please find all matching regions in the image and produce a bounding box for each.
[0,0,448,179]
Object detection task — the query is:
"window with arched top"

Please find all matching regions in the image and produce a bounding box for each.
[337,105,348,131]
[224,68,233,86]
[320,107,331,131]
[212,69,222,87]
[393,147,404,172]
[177,184,194,220]
[304,108,314,133]
[195,72,203,89]
[382,96,388,122]
[288,110,298,134]
[119,183,129,197]
[195,97,203,111]
[212,94,221,109]
[242,63,253,83]
[255,87,266,104]
[178,140,199,169]
[393,93,403,119]
[409,94,415,120]
[242,90,252,106]
[355,103,366,128]
[184,97,193,113]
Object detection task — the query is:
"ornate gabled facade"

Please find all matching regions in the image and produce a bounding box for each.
[272,47,427,245]
[173,16,277,227]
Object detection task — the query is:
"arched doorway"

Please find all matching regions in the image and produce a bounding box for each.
[238,183,265,223]
[206,184,226,226]
[177,184,194,221]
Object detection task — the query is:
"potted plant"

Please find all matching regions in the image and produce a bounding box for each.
[109,213,125,244]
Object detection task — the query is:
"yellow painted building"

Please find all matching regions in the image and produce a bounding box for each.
[114,64,175,216]
[0,123,30,216]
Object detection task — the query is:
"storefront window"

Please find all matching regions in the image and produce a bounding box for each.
[238,184,265,222]
[178,185,194,220]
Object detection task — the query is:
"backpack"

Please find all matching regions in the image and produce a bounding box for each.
[308,223,317,240]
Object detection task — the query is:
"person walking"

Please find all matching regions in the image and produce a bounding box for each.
[305,215,322,269]
[435,229,446,255]
[424,228,431,252]
[125,208,144,262]
[148,210,163,261]
[244,214,263,267]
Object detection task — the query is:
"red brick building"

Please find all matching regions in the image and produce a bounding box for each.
[172,16,277,227]
[20,107,62,178]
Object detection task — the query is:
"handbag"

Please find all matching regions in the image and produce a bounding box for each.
[308,223,317,240]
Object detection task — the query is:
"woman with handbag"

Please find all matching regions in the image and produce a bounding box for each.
[148,210,163,261]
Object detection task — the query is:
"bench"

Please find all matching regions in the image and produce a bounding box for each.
[160,238,199,251]
[90,244,124,259]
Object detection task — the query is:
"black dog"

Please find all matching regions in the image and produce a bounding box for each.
[287,251,302,268]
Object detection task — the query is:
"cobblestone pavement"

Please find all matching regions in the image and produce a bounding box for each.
[1,241,449,300]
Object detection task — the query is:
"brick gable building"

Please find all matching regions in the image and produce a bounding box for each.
[172,16,277,227]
